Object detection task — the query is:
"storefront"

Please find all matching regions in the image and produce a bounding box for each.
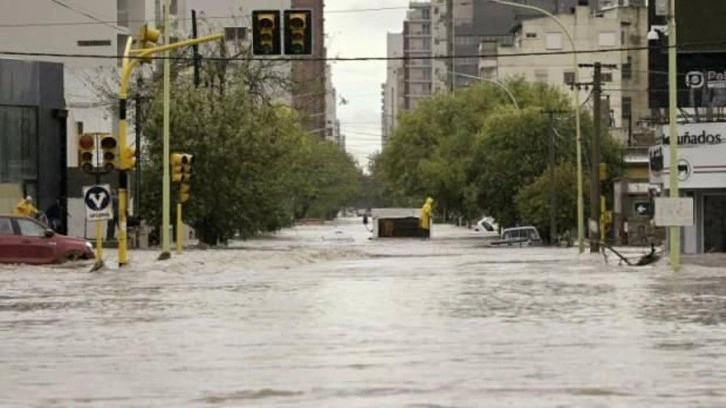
[649,122,726,254]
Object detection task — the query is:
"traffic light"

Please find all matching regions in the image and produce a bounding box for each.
[78,133,95,173]
[180,183,191,203]
[251,10,281,55]
[137,24,161,63]
[121,147,136,170]
[171,153,193,183]
[284,10,312,55]
[100,134,118,171]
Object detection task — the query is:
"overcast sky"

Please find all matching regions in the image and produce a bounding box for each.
[325,1,411,170]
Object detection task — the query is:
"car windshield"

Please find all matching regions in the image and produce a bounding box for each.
[0,218,13,235]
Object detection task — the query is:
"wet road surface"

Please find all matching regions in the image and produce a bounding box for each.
[1,220,726,407]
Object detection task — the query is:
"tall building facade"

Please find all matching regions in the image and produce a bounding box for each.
[291,0,327,135]
[402,2,433,112]
[382,33,404,145]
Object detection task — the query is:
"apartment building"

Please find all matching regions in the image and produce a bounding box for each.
[382,33,405,145]
[402,2,433,112]
[479,4,649,134]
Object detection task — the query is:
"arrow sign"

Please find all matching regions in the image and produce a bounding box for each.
[83,184,113,221]
[633,201,651,217]
[677,158,692,182]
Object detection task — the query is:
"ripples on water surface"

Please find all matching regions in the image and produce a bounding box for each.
[1,221,725,407]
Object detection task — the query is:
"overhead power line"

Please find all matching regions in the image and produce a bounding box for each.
[1,40,723,62]
[0,6,409,29]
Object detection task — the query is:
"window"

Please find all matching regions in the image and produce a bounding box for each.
[602,72,613,82]
[422,24,431,34]
[563,71,575,85]
[17,219,46,237]
[525,32,537,38]
[622,96,632,119]
[546,33,563,50]
[0,218,13,235]
[77,40,112,47]
[622,56,633,80]
[421,8,430,19]
[0,106,38,184]
[598,32,617,47]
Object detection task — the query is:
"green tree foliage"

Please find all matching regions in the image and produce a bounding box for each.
[378,78,624,233]
[515,162,589,242]
[138,54,360,245]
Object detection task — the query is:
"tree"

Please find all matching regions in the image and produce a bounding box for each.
[515,162,589,242]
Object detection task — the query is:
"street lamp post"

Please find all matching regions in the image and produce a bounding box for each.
[666,0,680,270]
[492,0,585,253]
[452,72,520,109]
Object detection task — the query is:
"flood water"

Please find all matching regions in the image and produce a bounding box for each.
[1,220,726,407]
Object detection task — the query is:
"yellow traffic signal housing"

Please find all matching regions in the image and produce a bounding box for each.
[78,133,95,173]
[171,153,193,183]
[100,134,118,171]
[252,10,281,55]
[121,147,137,170]
[136,24,162,63]
[180,183,191,203]
[284,10,312,55]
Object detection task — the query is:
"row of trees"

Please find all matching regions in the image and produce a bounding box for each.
[371,79,624,241]
[120,44,362,246]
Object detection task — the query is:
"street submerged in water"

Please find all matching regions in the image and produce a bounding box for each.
[1,219,725,407]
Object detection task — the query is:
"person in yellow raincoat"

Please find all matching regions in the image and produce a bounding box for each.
[419,197,434,238]
[14,196,38,218]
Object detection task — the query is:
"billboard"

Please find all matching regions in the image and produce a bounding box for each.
[648,0,726,108]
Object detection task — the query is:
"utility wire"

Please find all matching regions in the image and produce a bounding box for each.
[0,6,409,28]
[2,39,724,62]
[46,0,125,32]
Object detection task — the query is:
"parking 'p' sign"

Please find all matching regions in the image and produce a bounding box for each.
[83,184,113,221]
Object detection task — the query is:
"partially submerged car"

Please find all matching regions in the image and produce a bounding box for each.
[0,215,94,265]
[491,226,543,247]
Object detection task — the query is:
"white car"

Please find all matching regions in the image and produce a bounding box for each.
[473,216,498,232]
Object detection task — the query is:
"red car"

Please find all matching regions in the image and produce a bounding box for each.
[0,215,95,265]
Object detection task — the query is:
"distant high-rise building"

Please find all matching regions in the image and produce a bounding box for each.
[382,33,404,145]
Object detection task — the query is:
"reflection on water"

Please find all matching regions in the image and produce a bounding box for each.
[1,222,726,407]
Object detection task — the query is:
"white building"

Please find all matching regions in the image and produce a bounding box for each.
[478,4,649,135]
[648,122,726,254]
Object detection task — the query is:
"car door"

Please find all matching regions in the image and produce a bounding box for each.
[15,218,56,264]
[0,217,18,264]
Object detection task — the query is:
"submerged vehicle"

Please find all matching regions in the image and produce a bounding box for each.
[0,215,94,265]
[491,226,543,247]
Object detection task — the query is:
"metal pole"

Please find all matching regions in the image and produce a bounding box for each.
[492,0,584,253]
[192,9,201,88]
[549,111,557,245]
[447,0,454,92]
[176,200,182,254]
[452,72,520,109]
[135,75,142,217]
[667,0,680,270]
[159,0,172,260]
[590,62,602,253]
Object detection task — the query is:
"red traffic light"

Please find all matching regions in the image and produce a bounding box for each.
[79,134,94,150]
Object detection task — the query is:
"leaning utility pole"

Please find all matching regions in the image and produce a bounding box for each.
[577,62,616,252]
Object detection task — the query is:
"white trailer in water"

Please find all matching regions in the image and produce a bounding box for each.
[369,208,426,239]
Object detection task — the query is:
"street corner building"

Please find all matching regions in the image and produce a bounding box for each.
[649,122,726,254]
[0,59,68,227]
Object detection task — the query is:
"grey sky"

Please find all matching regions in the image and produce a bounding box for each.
[325,1,410,169]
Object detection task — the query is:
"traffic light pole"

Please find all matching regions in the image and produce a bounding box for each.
[118,33,223,268]
[160,0,172,261]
